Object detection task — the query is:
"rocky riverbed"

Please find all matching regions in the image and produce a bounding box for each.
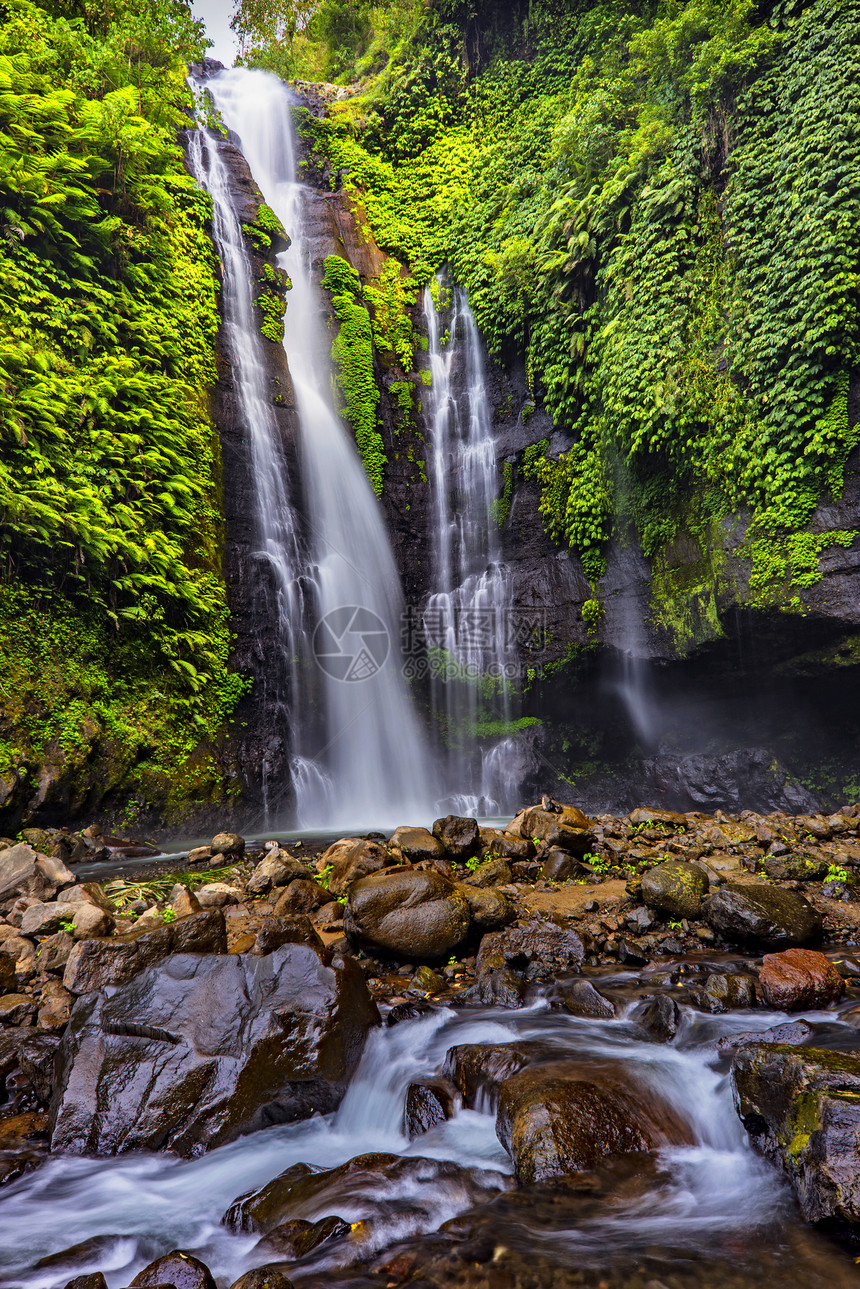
[3,801,860,1287]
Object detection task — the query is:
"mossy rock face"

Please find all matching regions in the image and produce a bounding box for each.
[732,1044,860,1224]
[641,860,710,919]
[703,883,822,948]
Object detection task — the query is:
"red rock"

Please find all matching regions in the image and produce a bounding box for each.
[759,948,845,1010]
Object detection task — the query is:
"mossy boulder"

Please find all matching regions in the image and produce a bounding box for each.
[732,1044,860,1224]
[703,883,822,948]
[641,860,709,919]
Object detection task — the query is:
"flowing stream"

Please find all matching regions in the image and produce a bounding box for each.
[422,286,522,816]
[194,68,438,830]
[1,988,857,1288]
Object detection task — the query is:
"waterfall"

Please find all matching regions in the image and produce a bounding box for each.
[422,285,522,815]
[193,68,438,829]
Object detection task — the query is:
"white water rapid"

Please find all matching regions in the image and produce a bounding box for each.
[422,286,523,815]
[196,69,438,829]
[2,994,857,1288]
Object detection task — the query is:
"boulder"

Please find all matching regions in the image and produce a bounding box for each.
[70,903,114,940]
[64,1276,108,1289]
[507,806,594,854]
[344,868,471,962]
[641,861,709,920]
[195,883,242,908]
[264,1216,348,1259]
[246,855,311,897]
[0,994,33,1025]
[462,857,512,888]
[211,832,245,858]
[131,1251,217,1289]
[455,884,516,932]
[732,1044,860,1223]
[463,967,528,1008]
[553,979,615,1019]
[62,909,227,995]
[541,850,582,882]
[692,972,756,1014]
[0,845,38,901]
[20,901,72,938]
[759,949,845,1011]
[496,1062,690,1183]
[229,1270,293,1289]
[480,830,536,861]
[476,922,584,979]
[630,994,680,1042]
[224,1152,506,1235]
[56,883,115,914]
[37,980,73,1031]
[254,915,324,956]
[321,838,388,897]
[432,816,480,859]
[405,1081,455,1138]
[389,826,446,863]
[50,941,378,1156]
[169,887,202,919]
[0,953,15,994]
[703,883,822,948]
[273,879,328,916]
[443,1042,544,1107]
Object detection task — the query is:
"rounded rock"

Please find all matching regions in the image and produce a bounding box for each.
[131,1251,217,1289]
[641,861,709,920]
[703,883,822,948]
[344,868,470,962]
[759,948,845,1010]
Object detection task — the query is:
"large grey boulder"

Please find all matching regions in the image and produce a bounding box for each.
[732,1044,860,1224]
[703,883,822,948]
[344,868,471,961]
[50,942,378,1155]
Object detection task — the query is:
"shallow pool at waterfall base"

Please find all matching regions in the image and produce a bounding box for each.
[2,995,860,1289]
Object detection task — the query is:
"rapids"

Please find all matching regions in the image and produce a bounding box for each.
[2,983,859,1288]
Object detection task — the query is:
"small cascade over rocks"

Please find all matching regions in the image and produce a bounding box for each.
[422,283,524,815]
[194,68,438,829]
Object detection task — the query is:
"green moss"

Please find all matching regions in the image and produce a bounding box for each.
[491,460,514,528]
[321,255,386,495]
[258,289,287,343]
[242,201,289,252]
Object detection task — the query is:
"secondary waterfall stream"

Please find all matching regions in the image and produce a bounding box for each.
[193,68,438,829]
[2,988,857,1288]
[422,286,523,816]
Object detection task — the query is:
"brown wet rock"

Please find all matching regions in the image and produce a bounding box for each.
[692,972,757,1014]
[454,883,516,932]
[272,879,328,917]
[228,1266,294,1289]
[50,942,378,1156]
[432,815,480,860]
[497,1061,692,1182]
[508,805,595,854]
[629,993,680,1042]
[320,839,389,898]
[552,978,615,1019]
[63,1275,109,1289]
[462,857,512,888]
[405,1080,456,1138]
[443,1042,552,1108]
[131,1250,217,1289]
[0,952,15,994]
[389,826,446,863]
[462,967,527,1007]
[476,922,584,979]
[37,980,73,1030]
[0,993,34,1025]
[759,948,845,1010]
[703,882,822,948]
[344,868,471,962]
[62,909,227,994]
[480,830,536,861]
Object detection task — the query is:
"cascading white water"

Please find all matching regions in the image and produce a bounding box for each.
[198,68,438,829]
[186,99,310,821]
[422,285,521,813]
[3,995,853,1288]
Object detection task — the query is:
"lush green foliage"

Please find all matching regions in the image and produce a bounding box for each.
[321,254,386,493]
[0,0,243,816]
[289,0,860,608]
